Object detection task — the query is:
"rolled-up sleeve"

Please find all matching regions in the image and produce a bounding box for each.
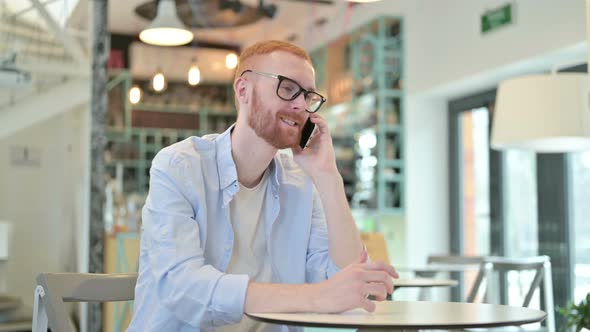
[305,187,341,283]
[143,151,249,329]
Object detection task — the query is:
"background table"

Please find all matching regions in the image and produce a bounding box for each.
[396,264,480,276]
[392,278,458,300]
[393,278,457,288]
[396,264,480,301]
[247,301,546,332]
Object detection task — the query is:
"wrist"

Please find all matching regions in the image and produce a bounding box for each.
[310,169,342,186]
[304,283,321,312]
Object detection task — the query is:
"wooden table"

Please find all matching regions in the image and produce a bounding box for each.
[247,301,546,332]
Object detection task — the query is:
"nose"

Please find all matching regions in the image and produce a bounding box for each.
[290,92,308,113]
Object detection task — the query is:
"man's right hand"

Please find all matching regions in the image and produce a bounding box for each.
[308,251,399,313]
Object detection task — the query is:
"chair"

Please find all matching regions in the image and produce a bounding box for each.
[427,255,485,267]
[466,256,555,332]
[416,255,484,300]
[32,273,137,332]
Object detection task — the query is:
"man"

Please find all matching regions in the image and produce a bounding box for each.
[128,40,398,332]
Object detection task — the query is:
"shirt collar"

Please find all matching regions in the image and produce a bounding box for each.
[215,123,281,195]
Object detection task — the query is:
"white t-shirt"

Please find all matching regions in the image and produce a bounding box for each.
[215,169,276,332]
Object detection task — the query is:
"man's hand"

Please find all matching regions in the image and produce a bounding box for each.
[243,252,398,314]
[292,114,338,180]
[309,251,399,313]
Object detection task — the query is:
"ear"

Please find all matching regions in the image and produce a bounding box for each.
[234,76,250,105]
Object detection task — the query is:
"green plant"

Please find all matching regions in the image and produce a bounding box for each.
[558,293,590,332]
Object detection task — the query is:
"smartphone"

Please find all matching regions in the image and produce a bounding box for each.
[299,118,316,149]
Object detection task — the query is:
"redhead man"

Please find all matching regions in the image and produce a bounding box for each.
[128,40,398,332]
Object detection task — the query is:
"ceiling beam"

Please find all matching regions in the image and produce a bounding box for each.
[9,0,61,19]
[28,0,89,66]
[0,79,90,140]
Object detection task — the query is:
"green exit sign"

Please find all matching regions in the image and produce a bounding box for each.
[481,3,513,34]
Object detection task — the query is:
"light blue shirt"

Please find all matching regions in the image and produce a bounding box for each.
[128,126,341,332]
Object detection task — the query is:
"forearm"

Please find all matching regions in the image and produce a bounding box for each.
[244,282,316,313]
[312,172,364,268]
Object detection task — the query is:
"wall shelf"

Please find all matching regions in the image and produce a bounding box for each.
[105,72,236,194]
[313,16,405,214]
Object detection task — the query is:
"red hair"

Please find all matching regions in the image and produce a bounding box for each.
[234,40,312,81]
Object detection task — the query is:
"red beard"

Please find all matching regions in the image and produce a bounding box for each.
[248,87,305,149]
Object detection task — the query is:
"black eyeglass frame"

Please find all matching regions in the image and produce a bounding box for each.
[240,69,327,113]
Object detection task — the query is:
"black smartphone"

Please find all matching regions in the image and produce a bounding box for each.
[299,118,316,149]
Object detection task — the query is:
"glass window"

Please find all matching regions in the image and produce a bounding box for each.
[460,107,491,256]
[503,150,539,308]
[504,150,538,258]
[571,151,590,303]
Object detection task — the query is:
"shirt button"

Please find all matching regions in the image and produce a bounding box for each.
[225,246,231,252]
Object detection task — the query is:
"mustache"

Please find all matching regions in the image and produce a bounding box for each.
[275,111,307,126]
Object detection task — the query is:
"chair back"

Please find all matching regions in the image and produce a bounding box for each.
[32,273,137,332]
[427,255,484,266]
[466,256,555,332]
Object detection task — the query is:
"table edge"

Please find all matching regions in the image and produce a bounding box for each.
[245,312,547,329]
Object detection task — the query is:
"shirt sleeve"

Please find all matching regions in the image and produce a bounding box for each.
[142,150,249,329]
[305,185,342,283]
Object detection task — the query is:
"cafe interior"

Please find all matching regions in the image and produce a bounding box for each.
[0,0,589,331]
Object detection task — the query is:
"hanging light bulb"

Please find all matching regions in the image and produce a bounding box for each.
[129,85,142,104]
[139,0,194,46]
[152,70,166,92]
[225,53,238,69]
[188,59,201,86]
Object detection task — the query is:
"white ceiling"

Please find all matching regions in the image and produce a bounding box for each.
[108,0,350,83]
[2,0,354,86]
[2,0,79,29]
[108,0,347,46]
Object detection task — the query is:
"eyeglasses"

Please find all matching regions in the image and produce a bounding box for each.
[240,70,326,113]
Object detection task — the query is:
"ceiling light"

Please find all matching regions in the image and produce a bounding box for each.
[491,74,590,152]
[129,85,142,104]
[152,70,167,92]
[225,53,238,69]
[219,0,243,13]
[139,0,194,46]
[188,61,201,86]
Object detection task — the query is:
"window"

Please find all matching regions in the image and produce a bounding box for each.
[503,151,538,258]
[459,107,491,256]
[570,151,590,302]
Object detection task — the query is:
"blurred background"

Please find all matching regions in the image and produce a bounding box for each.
[0,0,589,331]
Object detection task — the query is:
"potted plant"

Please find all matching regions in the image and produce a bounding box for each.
[558,293,590,332]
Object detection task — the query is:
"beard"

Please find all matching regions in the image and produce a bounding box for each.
[248,87,304,149]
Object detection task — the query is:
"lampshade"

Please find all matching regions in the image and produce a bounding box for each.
[139,0,194,46]
[491,74,590,152]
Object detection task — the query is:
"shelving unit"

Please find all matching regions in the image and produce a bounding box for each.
[105,70,237,195]
[314,16,404,215]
